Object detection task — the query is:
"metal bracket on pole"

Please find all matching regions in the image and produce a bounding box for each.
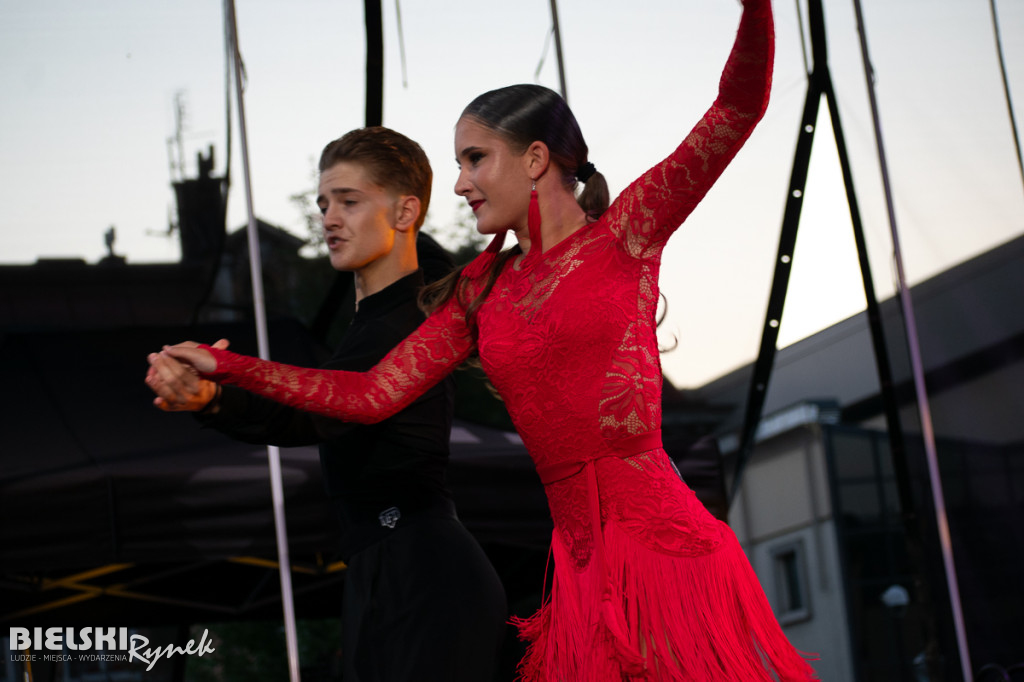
[225,2,302,680]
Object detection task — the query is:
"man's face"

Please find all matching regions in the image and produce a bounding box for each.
[317,161,399,273]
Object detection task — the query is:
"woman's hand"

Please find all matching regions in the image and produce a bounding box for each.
[161,340,223,375]
[146,339,228,410]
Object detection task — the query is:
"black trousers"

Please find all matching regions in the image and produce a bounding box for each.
[341,515,507,681]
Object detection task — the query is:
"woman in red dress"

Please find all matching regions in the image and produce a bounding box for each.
[164,0,816,678]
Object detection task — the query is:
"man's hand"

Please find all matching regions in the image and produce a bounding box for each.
[146,339,229,412]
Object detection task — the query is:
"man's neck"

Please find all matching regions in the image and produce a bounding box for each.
[353,263,419,306]
[352,230,420,305]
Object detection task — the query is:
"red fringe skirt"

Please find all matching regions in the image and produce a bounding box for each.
[513,518,818,681]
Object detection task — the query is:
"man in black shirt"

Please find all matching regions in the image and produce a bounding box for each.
[146,127,506,681]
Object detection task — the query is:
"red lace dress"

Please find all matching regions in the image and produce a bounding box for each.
[201,1,815,678]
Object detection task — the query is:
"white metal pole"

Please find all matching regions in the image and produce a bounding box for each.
[851,2,973,679]
[224,1,302,680]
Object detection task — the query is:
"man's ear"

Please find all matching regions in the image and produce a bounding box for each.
[524,140,551,182]
[393,195,422,233]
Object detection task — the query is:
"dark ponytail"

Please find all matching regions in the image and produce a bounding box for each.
[576,166,609,222]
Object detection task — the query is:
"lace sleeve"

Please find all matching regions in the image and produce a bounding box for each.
[200,293,475,424]
[609,0,774,260]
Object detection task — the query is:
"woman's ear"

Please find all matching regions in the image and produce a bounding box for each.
[392,195,422,233]
[524,140,551,181]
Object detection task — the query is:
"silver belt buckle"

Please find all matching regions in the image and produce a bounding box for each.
[378,506,401,529]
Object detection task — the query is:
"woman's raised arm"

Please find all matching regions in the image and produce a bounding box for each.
[609,0,774,260]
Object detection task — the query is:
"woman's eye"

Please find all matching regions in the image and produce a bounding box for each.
[469,152,484,165]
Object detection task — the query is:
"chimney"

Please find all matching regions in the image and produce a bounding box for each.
[173,145,226,266]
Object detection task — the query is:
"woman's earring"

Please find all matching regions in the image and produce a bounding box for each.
[528,182,541,236]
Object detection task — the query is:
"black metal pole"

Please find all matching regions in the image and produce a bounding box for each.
[311,0,384,343]
[731,0,949,677]
[730,41,823,498]
[364,0,384,127]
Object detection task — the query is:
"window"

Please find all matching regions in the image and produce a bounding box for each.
[771,540,812,625]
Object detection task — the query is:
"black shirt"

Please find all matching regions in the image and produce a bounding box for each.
[200,270,456,557]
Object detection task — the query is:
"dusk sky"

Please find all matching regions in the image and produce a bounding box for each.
[2,0,1021,387]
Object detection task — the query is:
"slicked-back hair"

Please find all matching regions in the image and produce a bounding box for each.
[319,126,432,228]
[460,84,608,220]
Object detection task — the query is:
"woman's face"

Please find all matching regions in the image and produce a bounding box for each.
[453,117,533,235]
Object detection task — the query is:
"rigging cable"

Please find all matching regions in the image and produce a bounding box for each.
[549,0,568,102]
[988,0,1024,196]
[222,5,233,202]
[394,0,408,88]
[535,28,554,83]
[794,0,810,76]
[851,0,973,678]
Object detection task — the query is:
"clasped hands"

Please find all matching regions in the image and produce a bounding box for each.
[145,339,226,412]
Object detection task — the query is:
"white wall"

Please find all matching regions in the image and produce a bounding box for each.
[731,424,855,682]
